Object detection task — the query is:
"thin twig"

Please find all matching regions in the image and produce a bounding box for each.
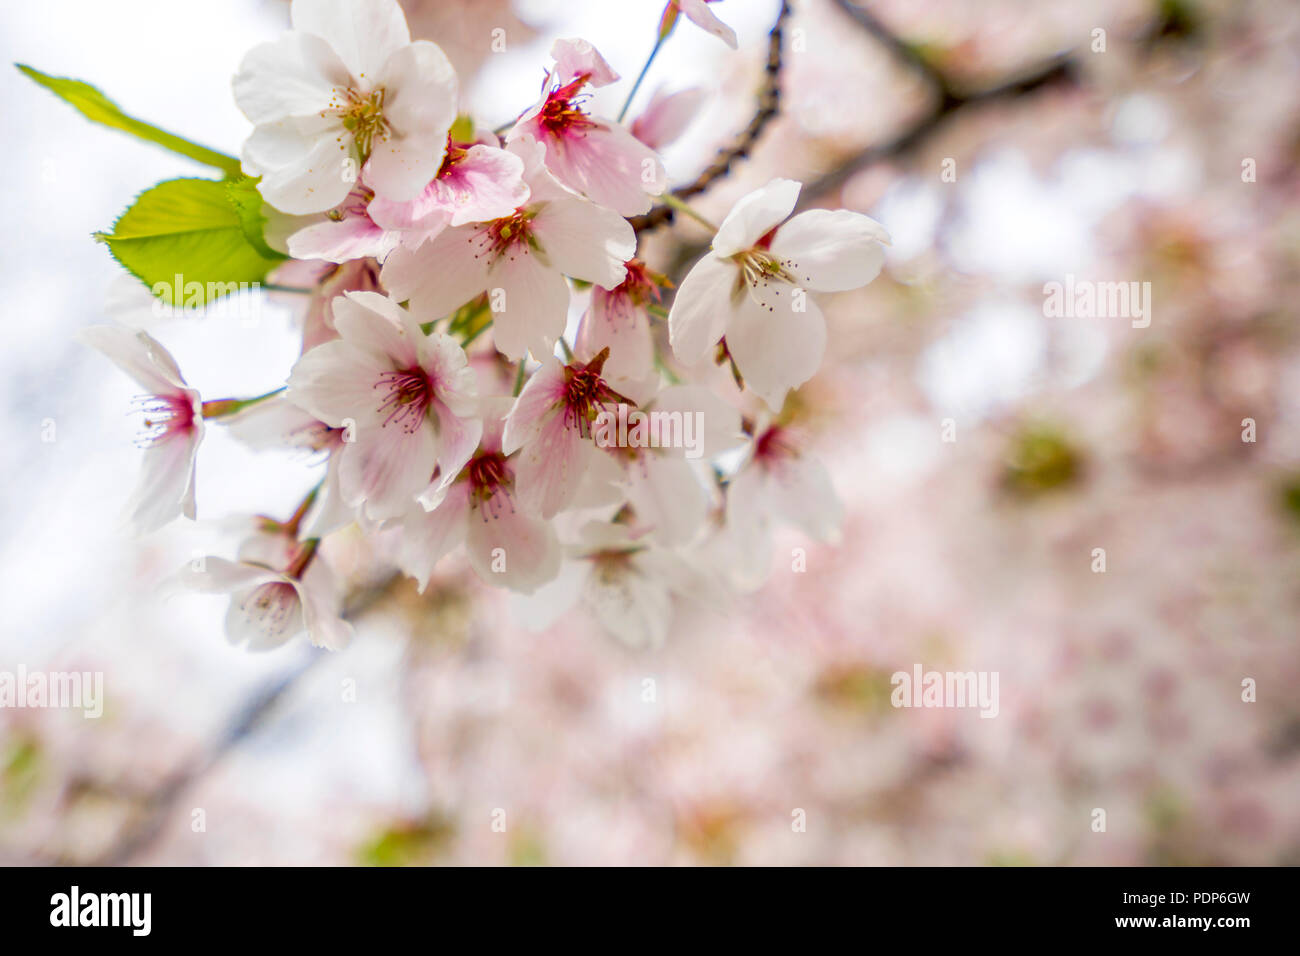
[631,0,792,235]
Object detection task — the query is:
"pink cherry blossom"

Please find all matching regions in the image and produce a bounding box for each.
[502,349,635,519]
[575,257,666,381]
[286,291,481,520]
[286,180,397,263]
[507,39,667,216]
[511,521,713,648]
[591,384,742,546]
[367,139,530,249]
[668,178,890,409]
[723,416,843,588]
[381,136,635,361]
[392,398,560,593]
[178,533,352,651]
[78,325,203,534]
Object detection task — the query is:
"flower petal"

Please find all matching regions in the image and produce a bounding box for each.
[713,178,801,257]
[366,40,458,202]
[290,0,410,80]
[770,208,890,292]
[667,252,739,364]
[724,282,826,410]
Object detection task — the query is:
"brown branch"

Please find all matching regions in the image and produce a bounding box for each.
[631,0,792,235]
[798,51,1077,208]
[83,570,405,866]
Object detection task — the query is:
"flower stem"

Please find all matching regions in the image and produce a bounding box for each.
[661,192,718,231]
[513,359,528,396]
[202,387,285,419]
[618,31,668,123]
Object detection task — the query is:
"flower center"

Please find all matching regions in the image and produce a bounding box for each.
[238,581,301,636]
[134,393,195,447]
[466,451,513,518]
[754,425,799,465]
[562,348,634,439]
[328,87,389,160]
[472,210,536,263]
[537,76,598,138]
[734,248,798,291]
[374,367,433,433]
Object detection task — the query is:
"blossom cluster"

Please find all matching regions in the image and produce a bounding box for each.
[80,0,889,650]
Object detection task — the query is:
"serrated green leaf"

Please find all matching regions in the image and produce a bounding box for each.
[96,178,286,306]
[225,177,285,260]
[16,63,242,178]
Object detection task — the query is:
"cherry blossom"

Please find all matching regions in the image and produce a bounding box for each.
[668,178,890,409]
[511,521,713,648]
[233,0,458,214]
[391,398,560,594]
[507,39,667,216]
[380,136,635,361]
[591,385,742,545]
[575,257,666,381]
[78,326,203,534]
[366,137,530,249]
[177,532,352,651]
[285,291,481,520]
[502,349,634,519]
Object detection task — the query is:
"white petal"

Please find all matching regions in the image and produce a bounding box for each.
[291,0,410,80]
[550,37,620,87]
[77,325,187,395]
[650,384,743,457]
[622,454,707,546]
[509,559,589,631]
[225,579,304,650]
[533,195,635,289]
[286,340,388,426]
[466,491,562,592]
[287,214,396,263]
[380,227,490,321]
[233,32,347,125]
[332,290,418,367]
[366,40,458,202]
[725,282,826,410]
[770,208,890,292]
[667,252,739,364]
[768,451,843,542]
[631,86,706,150]
[339,417,439,519]
[502,357,566,455]
[490,253,571,361]
[127,428,201,533]
[246,117,354,214]
[713,178,801,257]
[586,557,674,648]
[395,483,470,587]
[512,412,594,519]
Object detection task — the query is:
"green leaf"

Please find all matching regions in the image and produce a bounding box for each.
[225,177,285,260]
[95,178,286,306]
[16,63,242,178]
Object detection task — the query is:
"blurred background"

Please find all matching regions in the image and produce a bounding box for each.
[2,0,1299,865]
